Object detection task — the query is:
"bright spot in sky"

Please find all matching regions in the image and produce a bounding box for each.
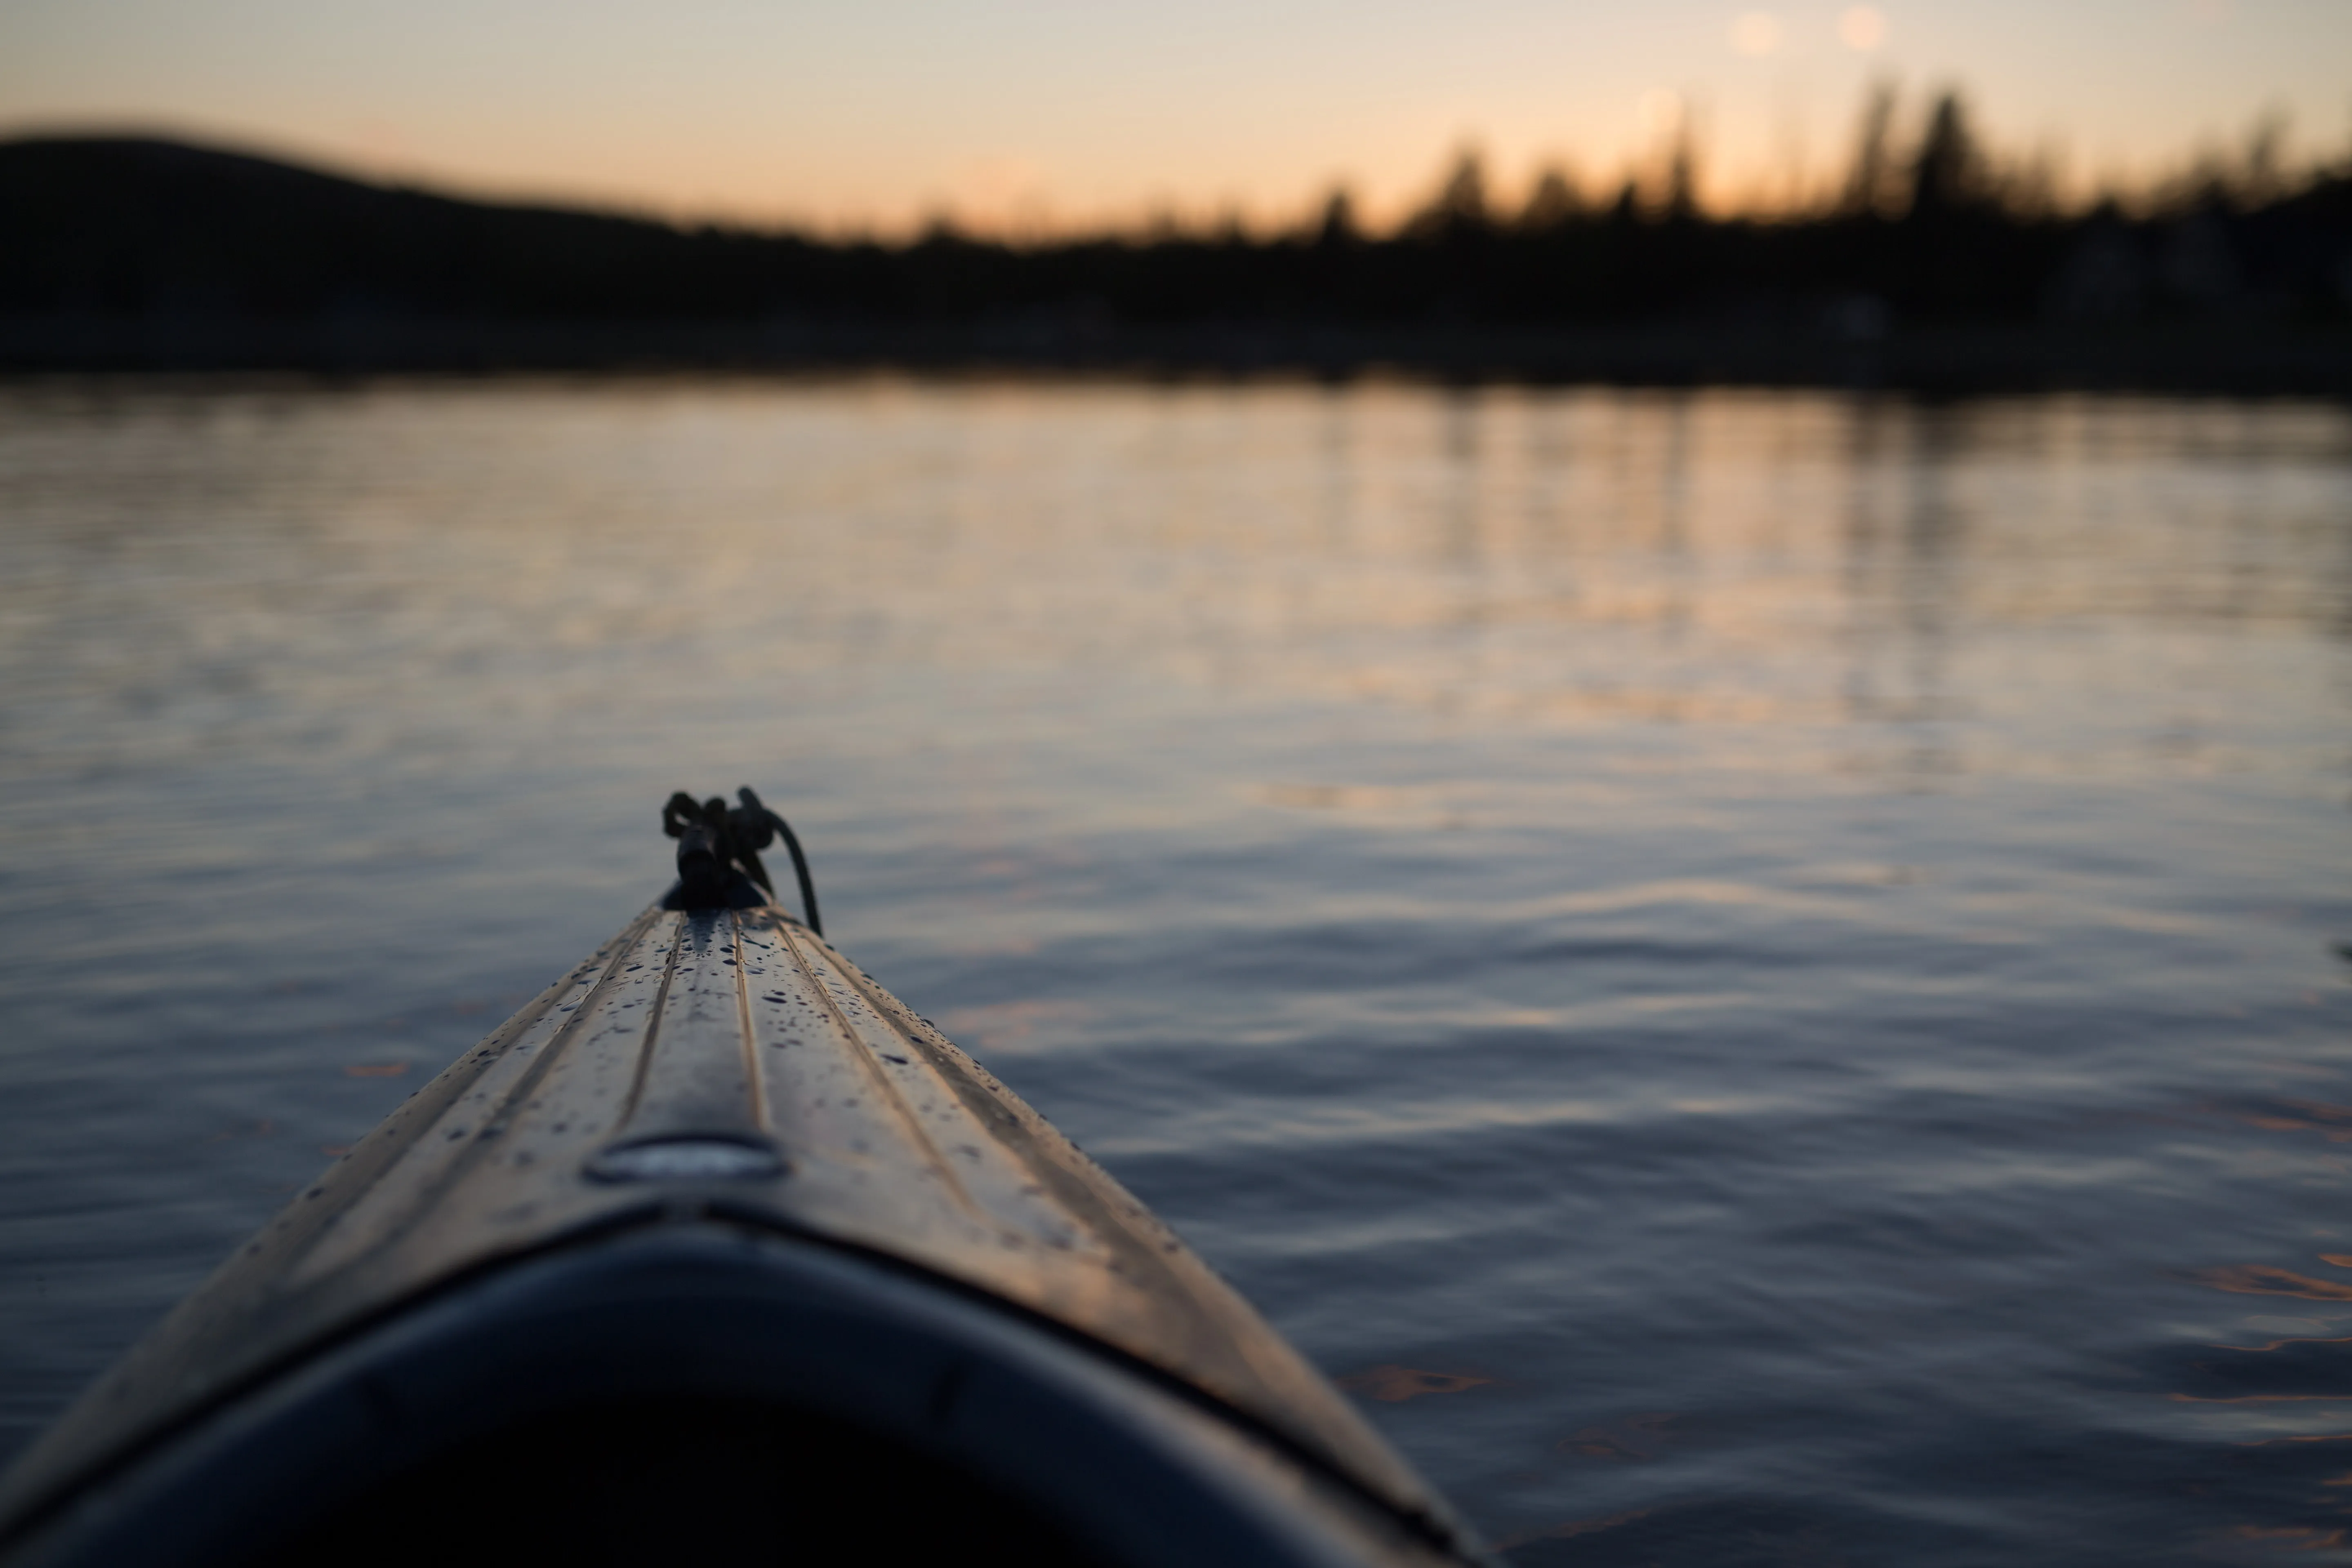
[1839,6,1889,50]
[1730,12,1785,56]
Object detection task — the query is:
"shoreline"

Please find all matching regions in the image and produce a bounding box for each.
[2,315,2344,397]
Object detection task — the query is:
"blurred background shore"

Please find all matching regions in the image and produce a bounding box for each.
[4,98,2347,392]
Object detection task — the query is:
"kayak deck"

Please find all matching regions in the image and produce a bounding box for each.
[0,902,1477,1566]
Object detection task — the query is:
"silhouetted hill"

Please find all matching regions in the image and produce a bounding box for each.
[0,136,819,319]
[2,133,2347,391]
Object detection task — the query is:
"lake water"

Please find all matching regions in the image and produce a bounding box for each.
[2,376,2350,1564]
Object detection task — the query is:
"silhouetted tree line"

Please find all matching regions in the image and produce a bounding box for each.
[2,89,2348,352]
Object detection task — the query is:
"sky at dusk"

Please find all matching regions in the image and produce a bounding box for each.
[3,0,2347,234]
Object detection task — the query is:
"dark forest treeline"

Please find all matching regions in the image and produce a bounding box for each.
[3,93,2349,386]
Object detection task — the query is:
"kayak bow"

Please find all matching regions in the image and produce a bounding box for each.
[0,793,1486,1568]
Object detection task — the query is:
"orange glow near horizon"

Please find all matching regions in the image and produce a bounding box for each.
[2,0,2346,237]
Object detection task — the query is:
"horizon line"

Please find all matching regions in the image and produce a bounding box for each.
[8,94,2341,247]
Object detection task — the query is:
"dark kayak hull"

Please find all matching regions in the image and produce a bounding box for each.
[0,902,1483,1566]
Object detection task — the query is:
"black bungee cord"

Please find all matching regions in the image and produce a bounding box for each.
[661,786,822,934]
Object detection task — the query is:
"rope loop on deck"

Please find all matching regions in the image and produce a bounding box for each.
[662,787,822,934]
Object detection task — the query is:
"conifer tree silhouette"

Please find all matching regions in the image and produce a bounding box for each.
[1408,148,1492,240]
[1844,82,1900,218]
[1908,91,1984,220]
